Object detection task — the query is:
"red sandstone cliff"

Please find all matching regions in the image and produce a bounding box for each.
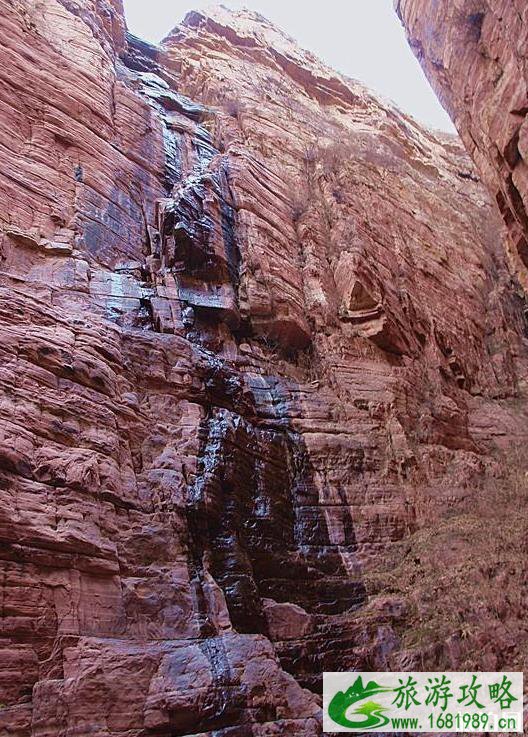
[0,2,527,735]
[396,0,528,295]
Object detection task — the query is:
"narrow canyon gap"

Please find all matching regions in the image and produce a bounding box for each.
[0,2,527,735]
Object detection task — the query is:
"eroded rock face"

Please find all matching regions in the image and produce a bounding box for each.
[395,0,528,294]
[1,2,527,735]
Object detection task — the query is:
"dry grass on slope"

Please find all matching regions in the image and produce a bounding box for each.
[366,445,528,672]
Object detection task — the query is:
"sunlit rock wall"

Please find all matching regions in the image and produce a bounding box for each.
[0,3,527,735]
[396,0,528,292]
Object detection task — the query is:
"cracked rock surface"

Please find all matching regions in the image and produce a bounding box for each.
[0,2,527,735]
[396,0,528,295]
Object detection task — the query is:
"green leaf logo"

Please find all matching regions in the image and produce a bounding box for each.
[328,676,393,730]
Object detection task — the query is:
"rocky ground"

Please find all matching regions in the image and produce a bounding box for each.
[0,2,527,735]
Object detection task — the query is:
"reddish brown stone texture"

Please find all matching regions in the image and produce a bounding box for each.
[396,0,528,292]
[0,2,527,735]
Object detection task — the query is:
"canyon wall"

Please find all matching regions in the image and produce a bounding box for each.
[0,2,527,735]
[396,0,528,293]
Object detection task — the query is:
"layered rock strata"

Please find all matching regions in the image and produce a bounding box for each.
[395,0,528,293]
[0,2,527,735]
